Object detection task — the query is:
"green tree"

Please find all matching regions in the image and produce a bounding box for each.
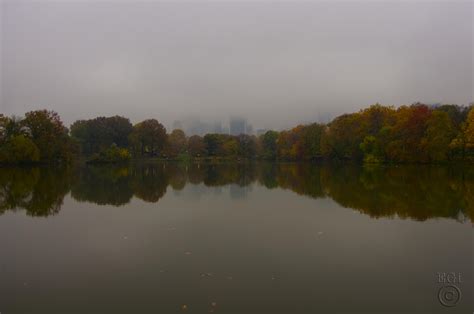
[301,123,324,159]
[237,134,257,158]
[87,144,131,163]
[166,129,187,157]
[70,116,133,155]
[260,130,279,159]
[129,119,167,157]
[187,135,206,157]
[436,104,470,129]
[222,137,239,157]
[0,135,40,163]
[203,134,223,156]
[465,107,474,149]
[359,135,381,163]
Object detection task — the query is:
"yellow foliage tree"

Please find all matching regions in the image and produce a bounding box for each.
[465,107,474,149]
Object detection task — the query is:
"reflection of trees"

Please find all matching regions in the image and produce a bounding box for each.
[200,163,257,187]
[257,162,278,189]
[462,167,474,221]
[273,163,325,198]
[0,166,72,217]
[187,163,206,184]
[70,163,173,205]
[165,163,187,191]
[71,165,133,206]
[130,163,168,202]
[1,162,472,222]
[320,164,470,222]
[0,167,39,213]
[203,164,238,186]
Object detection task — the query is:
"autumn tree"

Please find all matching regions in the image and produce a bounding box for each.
[2,103,472,163]
[464,107,474,158]
[423,110,455,162]
[221,136,239,157]
[385,104,431,162]
[436,104,470,130]
[277,127,302,160]
[360,104,396,135]
[321,113,365,160]
[22,110,76,162]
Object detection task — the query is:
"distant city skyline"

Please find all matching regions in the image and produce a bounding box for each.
[168,116,255,136]
[167,114,335,135]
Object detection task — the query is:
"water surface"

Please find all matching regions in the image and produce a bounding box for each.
[0,163,472,313]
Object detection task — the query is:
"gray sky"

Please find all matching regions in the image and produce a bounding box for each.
[1,0,472,130]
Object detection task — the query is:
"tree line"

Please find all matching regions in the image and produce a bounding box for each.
[1,103,473,164]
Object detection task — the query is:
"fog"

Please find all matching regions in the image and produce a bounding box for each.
[1,0,472,131]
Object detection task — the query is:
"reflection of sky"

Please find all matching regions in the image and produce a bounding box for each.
[230,184,254,200]
[0,185,471,312]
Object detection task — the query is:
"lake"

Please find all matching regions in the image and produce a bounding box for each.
[0,162,472,313]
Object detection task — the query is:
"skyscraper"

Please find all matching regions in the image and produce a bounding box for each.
[229,117,247,135]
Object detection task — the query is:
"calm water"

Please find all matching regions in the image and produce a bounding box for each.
[0,162,472,313]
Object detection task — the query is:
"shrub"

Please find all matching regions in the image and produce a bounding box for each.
[87,144,131,163]
[0,135,40,163]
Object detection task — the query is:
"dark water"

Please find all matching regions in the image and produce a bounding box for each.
[0,162,472,313]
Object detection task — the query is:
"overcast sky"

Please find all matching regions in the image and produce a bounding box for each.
[1,0,472,130]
